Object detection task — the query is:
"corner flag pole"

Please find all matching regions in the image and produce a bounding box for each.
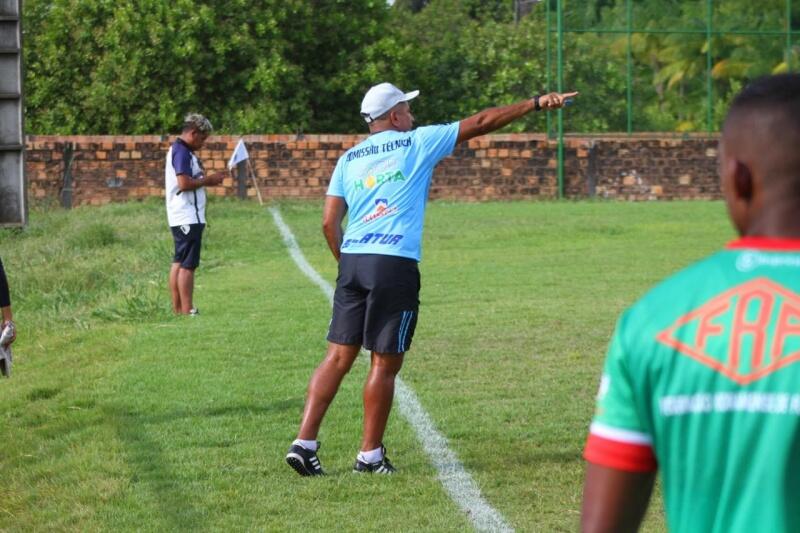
[246,159,264,206]
[228,138,264,206]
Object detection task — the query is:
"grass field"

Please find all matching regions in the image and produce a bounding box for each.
[0,198,734,531]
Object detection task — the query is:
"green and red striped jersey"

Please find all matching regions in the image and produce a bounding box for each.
[585,237,800,533]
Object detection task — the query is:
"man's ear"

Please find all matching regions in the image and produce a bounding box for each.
[389,109,401,127]
[733,160,754,202]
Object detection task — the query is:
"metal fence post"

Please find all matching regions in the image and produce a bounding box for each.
[556,0,564,199]
[60,143,74,209]
[546,0,552,139]
[626,0,633,136]
[788,0,794,72]
[706,0,714,134]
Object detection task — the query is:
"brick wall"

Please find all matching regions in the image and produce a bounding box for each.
[25,133,721,206]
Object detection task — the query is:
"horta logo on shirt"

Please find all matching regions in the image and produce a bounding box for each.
[353,169,406,191]
[362,198,398,224]
[656,277,800,385]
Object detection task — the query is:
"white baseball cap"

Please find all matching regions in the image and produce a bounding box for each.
[360,82,419,123]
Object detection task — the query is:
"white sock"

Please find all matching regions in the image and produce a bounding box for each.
[358,446,383,464]
[293,438,318,452]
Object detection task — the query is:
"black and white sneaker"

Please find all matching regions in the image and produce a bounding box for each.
[353,445,396,474]
[285,442,325,476]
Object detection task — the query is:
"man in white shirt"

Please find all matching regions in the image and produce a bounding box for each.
[165,113,226,315]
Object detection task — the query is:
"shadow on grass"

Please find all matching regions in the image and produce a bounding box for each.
[107,407,205,531]
[110,399,301,425]
[27,386,61,401]
[105,398,301,529]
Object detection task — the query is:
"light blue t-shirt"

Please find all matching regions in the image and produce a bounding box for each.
[326,122,459,261]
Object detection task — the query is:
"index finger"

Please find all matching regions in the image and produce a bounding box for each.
[562,91,579,98]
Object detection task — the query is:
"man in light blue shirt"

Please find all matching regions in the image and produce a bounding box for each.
[286,82,578,476]
[325,99,459,262]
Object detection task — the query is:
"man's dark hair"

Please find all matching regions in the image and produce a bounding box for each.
[726,74,800,192]
[728,73,800,123]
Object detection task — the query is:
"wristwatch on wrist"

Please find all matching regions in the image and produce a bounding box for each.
[533,95,542,111]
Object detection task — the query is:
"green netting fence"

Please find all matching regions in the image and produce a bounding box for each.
[537,0,798,196]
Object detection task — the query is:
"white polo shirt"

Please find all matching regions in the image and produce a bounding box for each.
[165,138,207,226]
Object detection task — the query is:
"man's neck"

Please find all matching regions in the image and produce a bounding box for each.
[177,135,194,150]
[369,124,399,135]
[746,197,800,238]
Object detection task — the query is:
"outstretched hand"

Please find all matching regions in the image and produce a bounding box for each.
[540,91,579,109]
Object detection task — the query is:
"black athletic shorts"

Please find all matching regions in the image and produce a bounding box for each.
[170,223,205,269]
[327,253,420,354]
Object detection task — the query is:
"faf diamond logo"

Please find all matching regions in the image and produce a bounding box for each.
[656,278,800,385]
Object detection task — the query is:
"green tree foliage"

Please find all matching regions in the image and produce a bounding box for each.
[24,0,387,134]
[595,0,798,131]
[22,0,798,134]
[353,0,626,132]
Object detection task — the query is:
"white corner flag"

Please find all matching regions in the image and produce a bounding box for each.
[228,139,250,169]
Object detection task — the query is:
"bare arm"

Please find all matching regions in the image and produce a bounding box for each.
[176,171,227,192]
[322,195,348,262]
[456,91,579,144]
[581,462,656,533]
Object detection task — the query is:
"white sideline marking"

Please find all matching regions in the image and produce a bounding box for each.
[269,206,513,533]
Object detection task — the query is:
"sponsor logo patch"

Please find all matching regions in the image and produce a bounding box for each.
[656,277,800,385]
[736,251,800,272]
[362,198,398,224]
[341,233,403,249]
[353,169,406,192]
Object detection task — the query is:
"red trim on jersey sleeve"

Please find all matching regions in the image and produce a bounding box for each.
[583,433,658,473]
[727,237,800,251]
